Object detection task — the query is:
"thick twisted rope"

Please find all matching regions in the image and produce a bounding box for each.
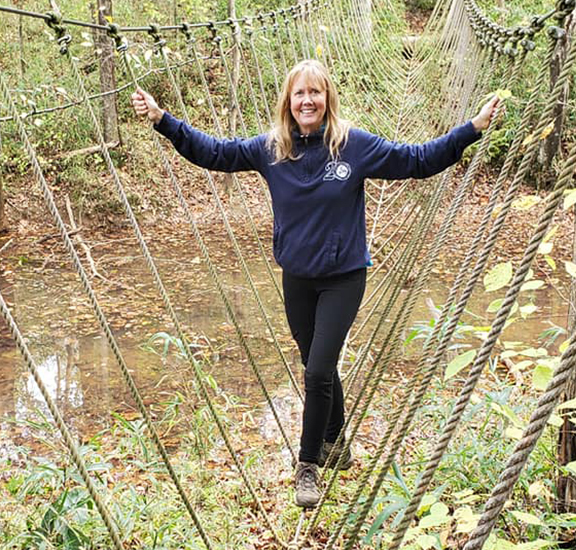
[19,16,216,547]
[326,74,508,550]
[463,285,576,550]
[43,15,287,545]
[0,289,125,550]
[104,27,290,545]
[149,28,302,440]
[390,22,576,549]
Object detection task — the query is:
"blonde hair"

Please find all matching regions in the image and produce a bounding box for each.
[267,60,351,162]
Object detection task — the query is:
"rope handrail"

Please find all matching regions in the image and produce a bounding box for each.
[3,0,575,547]
[0,0,323,33]
[0,62,214,549]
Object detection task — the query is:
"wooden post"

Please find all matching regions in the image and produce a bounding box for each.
[95,0,121,145]
[539,14,575,184]
[558,205,576,513]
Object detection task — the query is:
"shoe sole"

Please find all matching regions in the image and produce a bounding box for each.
[295,496,320,508]
[319,457,354,470]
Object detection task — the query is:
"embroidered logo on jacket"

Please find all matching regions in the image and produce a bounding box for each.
[323,161,352,181]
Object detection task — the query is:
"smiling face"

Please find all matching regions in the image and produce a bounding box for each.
[289,72,327,135]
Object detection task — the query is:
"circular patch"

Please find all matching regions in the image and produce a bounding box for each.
[335,162,351,180]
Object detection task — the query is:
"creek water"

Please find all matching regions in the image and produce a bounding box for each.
[0,232,570,461]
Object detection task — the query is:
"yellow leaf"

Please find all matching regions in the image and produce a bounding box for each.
[315,44,323,57]
[540,121,554,140]
[505,426,523,440]
[543,225,557,243]
[512,195,540,210]
[522,133,534,147]
[510,510,544,526]
[528,480,548,498]
[544,255,556,270]
[494,89,512,100]
[104,15,113,23]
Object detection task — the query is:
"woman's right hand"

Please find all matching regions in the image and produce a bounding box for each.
[131,88,165,124]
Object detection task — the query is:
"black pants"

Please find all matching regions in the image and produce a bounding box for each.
[283,268,366,464]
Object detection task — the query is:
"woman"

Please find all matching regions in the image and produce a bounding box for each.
[132,59,498,508]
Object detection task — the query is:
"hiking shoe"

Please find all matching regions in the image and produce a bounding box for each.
[317,440,353,470]
[295,461,321,508]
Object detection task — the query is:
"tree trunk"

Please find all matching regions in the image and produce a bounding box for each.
[95,0,120,145]
[18,14,26,79]
[228,0,240,137]
[557,206,576,513]
[0,175,4,234]
[359,0,373,49]
[0,129,5,233]
[224,0,240,196]
[539,14,574,184]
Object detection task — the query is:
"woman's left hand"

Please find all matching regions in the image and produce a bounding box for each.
[472,96,501,132]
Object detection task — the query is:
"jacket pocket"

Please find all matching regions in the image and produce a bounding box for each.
[273,225,283,262]
[328,231,341,267]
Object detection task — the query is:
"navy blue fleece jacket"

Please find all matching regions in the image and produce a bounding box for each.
[155,112,480,278]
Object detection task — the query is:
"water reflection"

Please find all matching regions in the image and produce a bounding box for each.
[0,236,571,461]
[16,351,84,419]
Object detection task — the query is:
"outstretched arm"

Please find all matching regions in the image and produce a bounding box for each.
[131,88,265,173]
[362,96,502,180]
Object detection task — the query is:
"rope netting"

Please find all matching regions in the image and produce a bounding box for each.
[1,0,576,548]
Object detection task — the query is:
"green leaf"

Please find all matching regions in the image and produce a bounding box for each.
[543,226,558,243]
[416,534,437,550]
[494,538,519,550]
[491,403,525,428]
[517,541,556,550]
[565,461,576,476]
[445,350,476,381]
[454,505,480,533]
[484,262,513,292]
[419,512,450,529]
[519,348,548,358]
[565,261,576,278]
[532,364,553,391]
[557,397,576,410]
[494,89,513,100]
[564,188,576,210]
[547,414,563,427]
[510,510,544,526]
[520,280,545,292]
[520,304,538,318]
[487,298,503,313]
[419,503,450,528]
[417,494,437,514]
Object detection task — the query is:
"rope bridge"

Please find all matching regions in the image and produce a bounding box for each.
[1,0,575,547]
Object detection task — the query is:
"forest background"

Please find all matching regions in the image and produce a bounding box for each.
[1,0,576,549]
